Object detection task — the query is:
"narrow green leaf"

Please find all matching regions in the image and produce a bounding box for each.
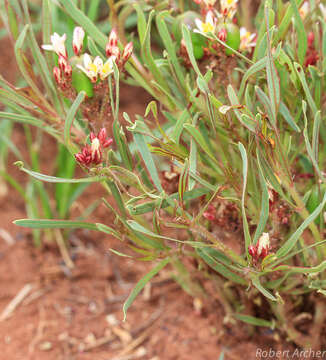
[15,162,103,183]
[276,192,326,257]
[252,276,278,301]
[133,132,163,192]
[265,5,280,123]
[253,167,269,245]
[238,142,251,260]
[289,0,307,65]
[58,0,107,48]
[64,91,86,153]
[123,258,170,320]
[234,314,274,328]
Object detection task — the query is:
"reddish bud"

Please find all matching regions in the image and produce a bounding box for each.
[307,31,314,47]
[75,145,92,166]
[122,42,133,63]
[218,28,227,42]
[58,54,68,73]
[76,128,113,167]
[72,26,85,56]
[53,67,62,84]
[122,42,133,62]
[64,64,72,78]
[203,204,216,221]
[108,29,118,48]
[106,29,119,57]
[248,245,257,258]
[305,50,318,67]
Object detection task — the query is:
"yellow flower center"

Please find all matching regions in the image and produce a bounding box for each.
[88,63,98,73]
[102,63,111,75]
[202,22,214,33]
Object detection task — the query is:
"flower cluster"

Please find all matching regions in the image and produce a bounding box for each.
[75,128,113,167]
[42,27,133,88]
[248,233,270,262]
[193,0,256,53]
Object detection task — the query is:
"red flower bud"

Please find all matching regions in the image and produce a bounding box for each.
[122,42,133,62]
[106,28,119,57]
[64,64,72,78]
[53,67,62,84]
[307,31,314,47]
[76,128,113,167]
[58,54,68,73]
[109,29,118,48]
[72,26,85,56]
[218,28,227,42]
[248,245,257,258]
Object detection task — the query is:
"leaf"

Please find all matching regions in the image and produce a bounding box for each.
[238,142,251,260]
[181,24,201,76]
[156,12,185,87]
[252,276,278,301]
[133,133,163,192]
[294,62,318,116]
[234,314,274,328]
[183,123,217,163]
[275,0,304,42]
[253,166,269,245]
[14,219,120,238]
[227,85,256,132]
[265,5,280,124]
[289,0,307,65]
[58,0,107,48]
[127,220,176,243]
[279,102,300,132]
[109,248,132,258]
[239,57,267,98]
[15,162,104,183]
[64,91,86,153]
[276,192,326,258]
[302,102,324,180]
[127,187,210,215]
[196,247,247,285]
[123,258,170,320]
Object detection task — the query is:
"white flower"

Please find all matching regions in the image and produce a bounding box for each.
[194,11,216,34]
[240,27,256,51]
[73,27,85,55]
[77,53,101,82]
[220,0,238,19]
[42,32,67,57]
[77,54,114,82]
[99,57,115,80]
[299,1,309,19]
[320,4,326,21]
[257,233,270,257]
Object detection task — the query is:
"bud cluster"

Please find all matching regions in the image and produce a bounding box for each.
[75,128,113,167]
[105,28,133,68]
